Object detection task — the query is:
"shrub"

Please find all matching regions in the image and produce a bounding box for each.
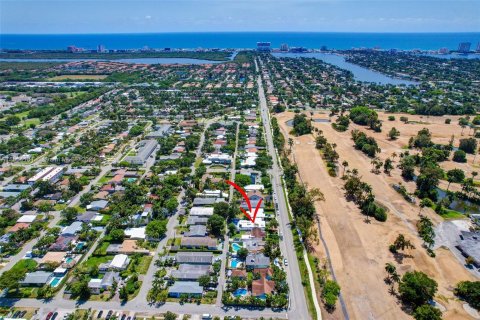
[454,281,480,310]
[388,115,395,121]
[374,207,388,222]
[453,150,467,162]
[413,304,442,320]
[399,271,438,308]
[459,138,477,154]
[445,118,451,124]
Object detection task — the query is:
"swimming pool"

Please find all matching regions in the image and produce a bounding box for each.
[49,277,62,287]
[233,288,248,297]
[127,178,137,182]
[230,258,241,268]
[64,257,74,264]
[231,243,242,253]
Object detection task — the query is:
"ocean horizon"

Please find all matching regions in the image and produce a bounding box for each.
[1,32,480,51]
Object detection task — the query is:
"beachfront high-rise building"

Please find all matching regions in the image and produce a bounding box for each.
[438,47,449,54]
[280,43,289,52]
[67,45,81,53]
[458,42,471,53]
[257,42,271,52]
[97,44,106,53]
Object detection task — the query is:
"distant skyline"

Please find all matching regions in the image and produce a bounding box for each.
[1,0,479,34]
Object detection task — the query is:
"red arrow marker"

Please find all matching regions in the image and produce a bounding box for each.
[226,180,263,224]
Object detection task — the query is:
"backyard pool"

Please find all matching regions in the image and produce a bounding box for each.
[230,258,242,268]
[233,288,248,297]
[49,277,63,287]
[127,178,137,183]
[64,257,74,264]
[231,242,242,253]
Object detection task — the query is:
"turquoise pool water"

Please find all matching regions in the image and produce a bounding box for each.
[233,288,248,297]
[232,243,242,252]
[50,277,62,287]
[230,259,241,268]
[127,178,137,182]
[65,257,74,264]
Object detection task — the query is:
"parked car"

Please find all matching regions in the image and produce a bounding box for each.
[46,312,53,320]
[96,311,103,319]
[284,259,288,266]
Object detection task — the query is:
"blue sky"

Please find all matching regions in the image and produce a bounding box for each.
[1,0,479,34]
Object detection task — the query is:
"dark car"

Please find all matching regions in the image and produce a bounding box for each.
[97,311,103,319]
[121,314,126,320]
[105,311,113,320]
[46,312,54,320]
[51,312,58,320]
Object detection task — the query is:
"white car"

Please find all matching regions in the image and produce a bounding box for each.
[284,259,288,266]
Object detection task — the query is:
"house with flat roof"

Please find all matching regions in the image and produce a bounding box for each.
[110,254,130,270]
[87,200,108,211]
[20,271,53,287]
[124,139,158,165]
[168,281,203,298]
[186,216,209,225]
[88,271,121,294]
[3,184,30,193]
[125,227,146,240]
[189,207,214,217]
[192,197,225,207]
[171,264,211,281]
[174,252,213,265]
[181,237,217,250]
[184,225,207,237]
[61,221,83,236]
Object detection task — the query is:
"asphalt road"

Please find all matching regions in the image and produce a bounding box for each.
[255,59,313,320]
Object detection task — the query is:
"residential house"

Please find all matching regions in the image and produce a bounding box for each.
[184,225,207,237]
[61,221,83,236]
[174,252,213,265]
[20,271,53,287]
[109,254,130,270]
[87,200,108,211]
[171,264,211,281]
[88,271,121,294]
[180,237,217,250]
[168,281,203,298]
[246,253,270,270]
[49,235,78,251]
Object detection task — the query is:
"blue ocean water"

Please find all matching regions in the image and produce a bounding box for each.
[1,32,479,50]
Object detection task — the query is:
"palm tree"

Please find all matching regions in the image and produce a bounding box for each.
[342,160,349,176]
[288,138,294,153]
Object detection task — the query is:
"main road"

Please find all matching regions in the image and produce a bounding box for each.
[255,58,314,319]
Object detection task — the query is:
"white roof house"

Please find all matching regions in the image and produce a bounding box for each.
[236,219,266,231]
[244,184,265,192]
[16,215,36,223]
[125,227,146,240]
[189,207,214,217]
[110,254,130,270]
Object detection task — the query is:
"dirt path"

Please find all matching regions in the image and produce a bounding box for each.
[276,111,477,320]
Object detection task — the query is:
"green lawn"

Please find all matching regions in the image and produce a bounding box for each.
[94,242,111,256]
[83,255,113,268]
[438,209,466,220]
[136,256,153,274]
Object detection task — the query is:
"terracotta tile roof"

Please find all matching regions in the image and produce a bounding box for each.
[251,278,275,296]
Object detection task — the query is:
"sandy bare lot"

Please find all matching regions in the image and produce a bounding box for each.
[275,111,478,320]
